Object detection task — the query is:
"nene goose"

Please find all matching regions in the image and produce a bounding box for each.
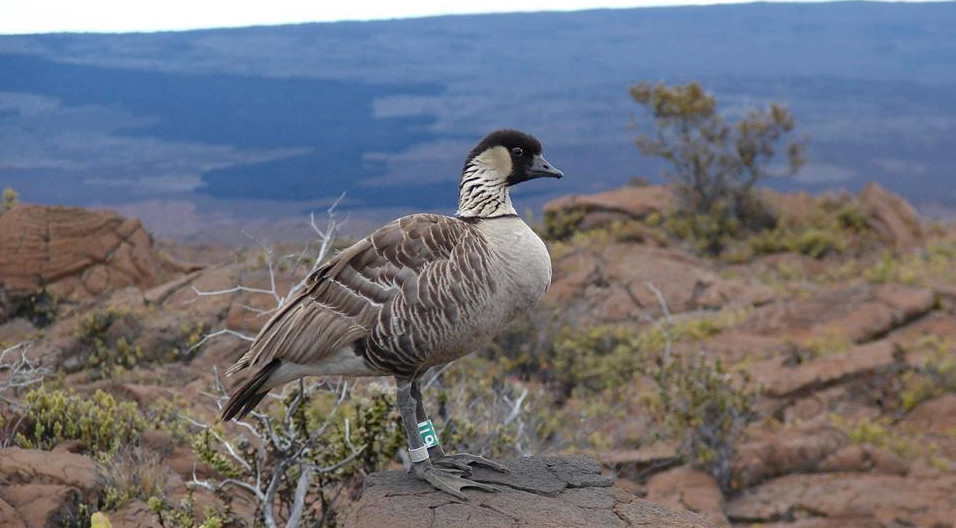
[221,129,562,498]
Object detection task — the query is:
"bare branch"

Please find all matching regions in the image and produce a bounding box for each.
[183,199,380,528]
[503,387,529,426]
[645,282,675,363]
[0,342,49,405]
[191,284,278,298]
[284,463,313,528]
[189,328,255,353]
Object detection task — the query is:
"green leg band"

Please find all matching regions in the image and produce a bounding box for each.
[418,420,439,448]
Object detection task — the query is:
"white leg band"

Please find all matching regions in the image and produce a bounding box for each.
[408,445,430,463]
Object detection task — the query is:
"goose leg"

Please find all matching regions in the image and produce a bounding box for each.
[410,379,511,474]
[397,379,499,500]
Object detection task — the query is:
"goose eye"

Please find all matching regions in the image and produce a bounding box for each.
[512,147,524,157]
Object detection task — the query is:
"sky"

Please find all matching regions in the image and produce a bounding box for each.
[0,0,940,35]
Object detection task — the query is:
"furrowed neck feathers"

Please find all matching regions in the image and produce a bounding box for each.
[456,153,516,219]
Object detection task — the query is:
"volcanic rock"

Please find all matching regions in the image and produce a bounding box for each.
[0,204,193,310]
[344,456,716,528]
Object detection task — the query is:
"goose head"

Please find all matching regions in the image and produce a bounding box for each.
[457,129,563,219]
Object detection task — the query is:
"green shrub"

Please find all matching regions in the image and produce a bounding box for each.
[641,353,757,492]
[630,81,805,225]
[793,228,845,258]
[0,187,18,215]
[427,356,555,457]
[542,208,586,240]
[488,307,751,402]
[836,416,920,460]
[748,223,850,259]
[146,397,194,444]
[895,336,956,412]
[836,204,868,231]
[75,308,142,377]
[148,491,230,528]
[190,428,244,479]
[170,321,208,361]
[860,246,956,286]
[15,387,145,456]
[188,382,408,527]
[661,201,742,256]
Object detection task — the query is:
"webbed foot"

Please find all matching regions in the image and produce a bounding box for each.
[432,452,511,474]
[412,463,500,500]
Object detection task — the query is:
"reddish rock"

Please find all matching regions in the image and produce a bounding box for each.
[747,519,881,528]
[818,445,909,476]
[872,285,935,322]
[0,318,36,345]
[597,443,680,472]
[107,500,162,528]
[1,484,87,528]
[0,204,182,304]
[858,182,924,250]
[899,394,956,435]
[746,285,934,344]
[646,466,729,527]
[782,386,848,423]
[549,243,773,322]
[0,447,98,491]
[733,425,849,488]
[615,498,717,528]
[726,473,956,527]
[750,340,901,399]
[760,190,818,226]
[543,185,674,231]
[697,331,789,364]
[0,497,26,528]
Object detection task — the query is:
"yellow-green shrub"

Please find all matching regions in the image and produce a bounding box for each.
[662,202,742,256]
[488,307,750,402]
[793,228,846,258]
[641,353,757,492]
[542,208,586,240]
[292,386,406,479]
[749,224,848,259]
[75,308,142,377]
[0,187,18,215]
[148,491,229,528]
[862,243,956,287]
[171,321,208,361]
[427,356,555,457]
[15,387,145,455]
[895,336,956,412]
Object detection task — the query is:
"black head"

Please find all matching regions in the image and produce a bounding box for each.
[464,129,563,187]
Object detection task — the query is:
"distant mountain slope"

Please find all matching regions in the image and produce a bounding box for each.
[1,2,955,238]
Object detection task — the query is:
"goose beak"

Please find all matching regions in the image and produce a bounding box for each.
[530,154,563,179]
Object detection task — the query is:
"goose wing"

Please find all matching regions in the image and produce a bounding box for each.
[224,213,479,376]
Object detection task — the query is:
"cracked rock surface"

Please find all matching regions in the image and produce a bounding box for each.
[0,203,193,304]
[344,456,716,528]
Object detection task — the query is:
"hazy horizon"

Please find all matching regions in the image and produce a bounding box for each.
[2,1,955,241]
[0,0,946,34]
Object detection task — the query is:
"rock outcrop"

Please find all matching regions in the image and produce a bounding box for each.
[543,185,674,231]
[858,182,924,250]
[0,447,100,528]
[345,456,716,528]
[0,204,193,309]
[548,243,774,322]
